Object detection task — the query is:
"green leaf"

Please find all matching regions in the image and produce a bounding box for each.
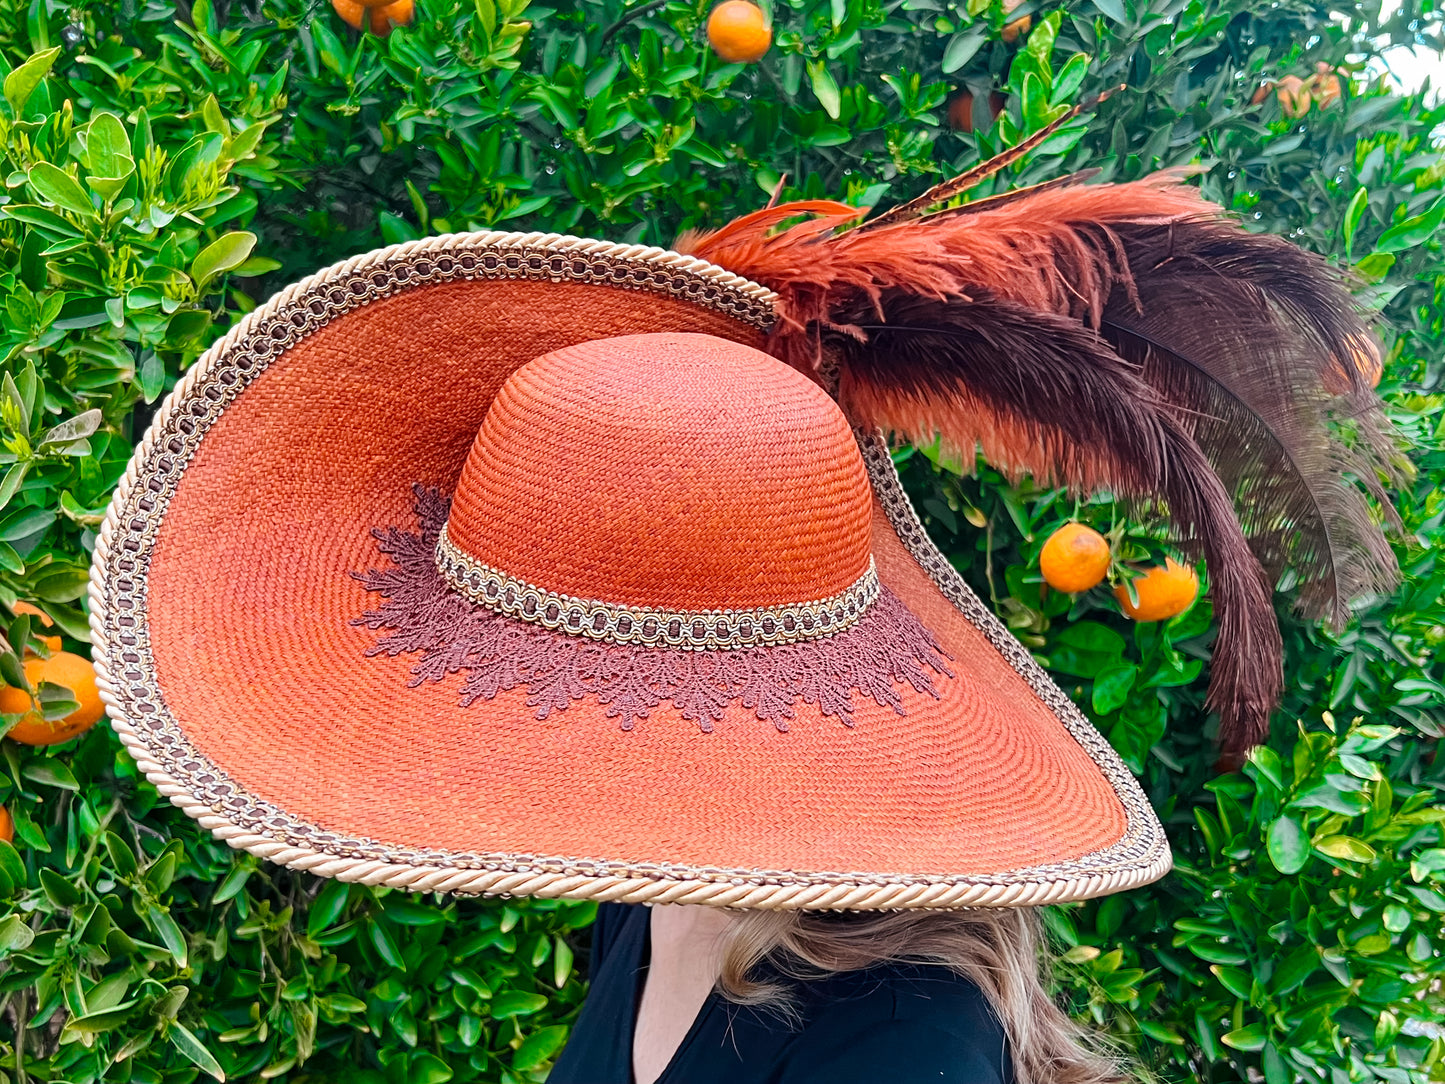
[490,990,549,1018]
[191,231,258,288]
[1342,186,1367,255]
[144,842,182,894]
[62,1001,140,1035]
[1353,251,1395,282]
[1210,965,1251,999]
[1091,0,1126,21]
[23,760,78,790]
[39,408,102,448]
[475,0,496,36]
[1221,1022,1268,1052]
[1025,10,1060,61]
[85,112,135,200]
[807,60,842,119]
[942,30,986,73]
[1315,835,1377,863]
[1051,53,1090,105]
[146,904,189,966]
[1376,201,1445,253]
[1187,940,1248,966]
[407,1053,453,1084]
[0,840,24,892]
[40,866,83,907]
[369,920,406,969]
[169,1021,226,1080]
[152,986,188,1019]
[512,1024,568,1071]
[4,47,60,115]
[1382,903,1411,932]
[0,912,34,952]
[105,830,139,877]
[0,464,30,515]
[27,162,97,218]
[1266,816,1309,874]
[212,859,254,904]
[30,566,92,603]
[1091,662,1137,714]
[308,878,351,936]
[553,935,574,987]
[1353,932,1390,954]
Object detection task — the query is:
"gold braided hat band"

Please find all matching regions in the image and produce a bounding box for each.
[435,521,881,651]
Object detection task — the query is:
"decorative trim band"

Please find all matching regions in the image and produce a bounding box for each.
[434,522,880,651]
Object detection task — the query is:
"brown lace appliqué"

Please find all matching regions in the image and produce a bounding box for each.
[351,486,953,732]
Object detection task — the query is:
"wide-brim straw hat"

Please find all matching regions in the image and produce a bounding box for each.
[91,158,1397,911]
[89,229,1174,911]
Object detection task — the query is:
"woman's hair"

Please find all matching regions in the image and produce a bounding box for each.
[714,907,1125,1084]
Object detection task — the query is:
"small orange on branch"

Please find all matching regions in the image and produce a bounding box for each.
[332,0,412,35]
[707,1,771,63]
[1040,523,1111,593]
[1,651,105,746]
[1115,558,1198,622]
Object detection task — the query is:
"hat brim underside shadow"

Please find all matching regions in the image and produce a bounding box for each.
[90,232,1169,910]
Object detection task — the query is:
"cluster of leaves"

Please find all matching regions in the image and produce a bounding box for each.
[0,742,590,1082]
[0,0,1442,1080]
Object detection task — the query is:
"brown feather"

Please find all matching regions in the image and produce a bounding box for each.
[834,293,1280,750]
[690,174,1401,627]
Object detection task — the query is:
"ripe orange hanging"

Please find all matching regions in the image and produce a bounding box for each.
[1115,558,1199,622]
[332,0,412,35]
[2,651,105,746]
[1039,522,1111,593]
[707,1,772,63]
[1000,0,1031,42]
[0,805,11,845]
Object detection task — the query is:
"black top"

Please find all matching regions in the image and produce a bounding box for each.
[547,903,1014,1084]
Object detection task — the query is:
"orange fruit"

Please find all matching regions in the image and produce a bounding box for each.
[1001,14,1031,42]
[1324,334,1384,394]
[707,1,771,64]
[1040,523,1111,593]
[1001,0,1030,43]
[332,0,366,29]
[0,805,11,844]
[1275,75,1309,118]
[2,651,105,746]
[369,0,413,33]
[1115,558,1199,622]
[332,0,411,34]
[948,90,977,131]
[947,91,1005,133]
[12,601,62,654]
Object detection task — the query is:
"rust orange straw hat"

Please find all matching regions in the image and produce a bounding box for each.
[92,142,1398,911]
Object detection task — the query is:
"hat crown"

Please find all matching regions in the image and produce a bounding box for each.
[443,333,874,610]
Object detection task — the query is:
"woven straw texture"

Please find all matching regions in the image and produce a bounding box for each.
[89,232,1170,910]
[447,334,873,610]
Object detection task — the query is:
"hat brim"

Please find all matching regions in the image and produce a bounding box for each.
[90,232,1169,910]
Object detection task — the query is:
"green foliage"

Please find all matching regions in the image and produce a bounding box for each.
[0,0,1442,1080]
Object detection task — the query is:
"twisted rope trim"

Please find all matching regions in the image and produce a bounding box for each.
[435,522,881,651]
[88,231,1169,910]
